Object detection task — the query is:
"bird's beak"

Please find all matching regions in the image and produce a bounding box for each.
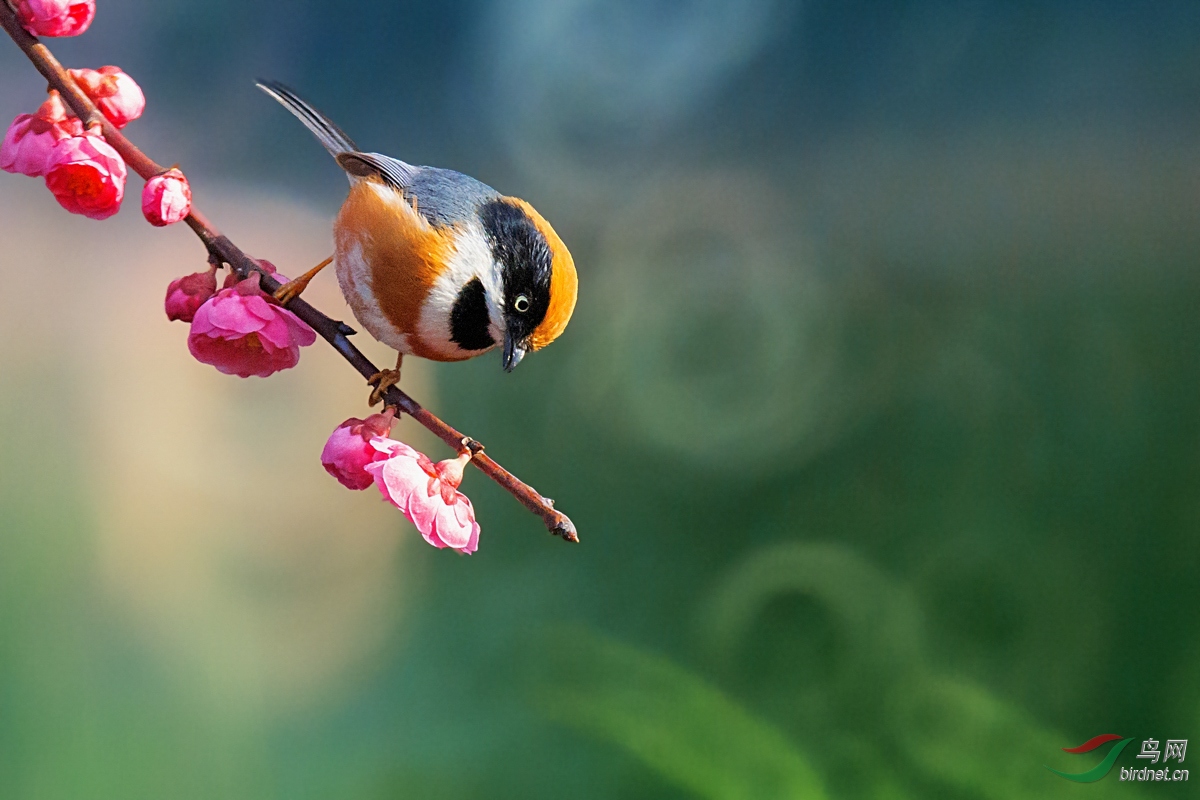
[502,334,526,372]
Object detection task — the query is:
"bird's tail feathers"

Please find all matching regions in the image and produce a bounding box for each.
[256,80,358,157]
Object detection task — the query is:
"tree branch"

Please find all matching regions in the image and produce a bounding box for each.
[0,4,578,542]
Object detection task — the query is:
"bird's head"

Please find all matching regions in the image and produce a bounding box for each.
[480,197,577,371]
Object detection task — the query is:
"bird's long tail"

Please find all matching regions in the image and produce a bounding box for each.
[256,80,357,157]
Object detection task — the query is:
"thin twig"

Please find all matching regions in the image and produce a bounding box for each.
[0,4,578,542]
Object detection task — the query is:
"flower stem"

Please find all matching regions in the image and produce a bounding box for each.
[0,3,578,543]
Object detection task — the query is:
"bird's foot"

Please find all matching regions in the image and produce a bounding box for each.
[272,255,333,305]
[368,353,404,407]
[368,369,401,407]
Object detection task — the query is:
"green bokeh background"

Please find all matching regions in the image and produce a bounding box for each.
[1,1,1198,797]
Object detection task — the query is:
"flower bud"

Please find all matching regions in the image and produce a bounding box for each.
[164,267,217,323]
[69,66,145,128]
[320,410,397,490]
[15,0,95,38]
[142,168,192,226]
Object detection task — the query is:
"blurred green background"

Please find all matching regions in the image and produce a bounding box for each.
[1,1,1199,797]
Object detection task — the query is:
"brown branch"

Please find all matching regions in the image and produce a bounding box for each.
[0,4,578,542]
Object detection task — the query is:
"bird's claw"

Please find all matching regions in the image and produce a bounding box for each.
[271,279,306,305]
[271,255,333,306]
[368,368,401,407]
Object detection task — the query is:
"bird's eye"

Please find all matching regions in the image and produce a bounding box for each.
[514,295,530,313]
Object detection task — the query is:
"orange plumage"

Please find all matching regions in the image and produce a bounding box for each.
[260,81,578,376]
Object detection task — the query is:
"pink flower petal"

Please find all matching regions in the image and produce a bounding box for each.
[43,134,126,220]
[407,490,441,545]
[206,294,267,335]
[463,522,480,554]
[364,437,483,553]
[186,280,315,378]
[432,501,474,549]
[381,455,427,513]
[241,293,278,322]
[0,115,58,177]
[288,315,318,347]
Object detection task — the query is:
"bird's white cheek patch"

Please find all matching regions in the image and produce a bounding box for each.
[417,223,503,359]
[334,238,411,353]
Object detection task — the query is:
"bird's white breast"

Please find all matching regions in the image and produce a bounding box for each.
[415,221,505,360]
[333,180,504,361]
[334,237,413,353]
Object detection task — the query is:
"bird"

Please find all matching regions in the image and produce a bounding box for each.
[256,81,578,405]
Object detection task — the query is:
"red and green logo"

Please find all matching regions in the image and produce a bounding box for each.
[1046,734,1134,782]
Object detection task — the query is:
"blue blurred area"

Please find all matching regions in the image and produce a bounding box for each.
[1,1,1199,798]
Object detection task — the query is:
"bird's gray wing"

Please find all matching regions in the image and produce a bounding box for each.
[402,167,499,227]
[339,162,499,228]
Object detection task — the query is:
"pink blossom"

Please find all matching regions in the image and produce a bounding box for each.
[365,441,481,554]
[1,92,84,177]
[164,266,217,323]
[142,168,191,226]
[321,410,397,490]
[187,274,317,378]
[15,0,95,37]
[69,66,145,128]
[43,133,126,220]
[2,115,59,177]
